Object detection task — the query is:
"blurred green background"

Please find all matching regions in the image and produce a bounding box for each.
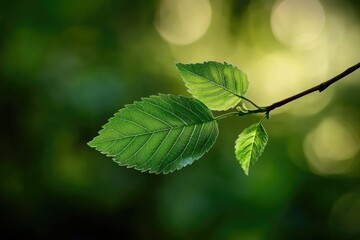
[1,0,360,239]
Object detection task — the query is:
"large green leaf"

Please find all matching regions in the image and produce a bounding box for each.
[235,123,268,175]
[176,61,249,111]
[88,94,219,174]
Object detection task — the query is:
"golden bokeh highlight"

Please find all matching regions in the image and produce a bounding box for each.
[304,117,359,175]
[247,51,319,114]
[252,52,303,96]
[154,0,212,45]
[271,0,326,49]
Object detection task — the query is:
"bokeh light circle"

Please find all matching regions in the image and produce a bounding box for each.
[303,116,359,175]
[154,0,212,45]
[271,0,326,48]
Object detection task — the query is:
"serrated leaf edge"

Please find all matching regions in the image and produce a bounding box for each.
[176,61,249,111]
[88,94,219,174]
[234,123,268,176]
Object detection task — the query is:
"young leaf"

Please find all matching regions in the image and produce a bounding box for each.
[88,94,219,174]
[235,123,268,175]
[176,61,249,111]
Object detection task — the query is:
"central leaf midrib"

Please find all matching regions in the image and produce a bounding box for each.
[239,127,259,161]
[249,127,259,160]
[108,118,215,142]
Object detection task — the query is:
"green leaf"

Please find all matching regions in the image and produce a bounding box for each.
[176,61,249,111]
[88,94,219,174]
[234,123,268,175]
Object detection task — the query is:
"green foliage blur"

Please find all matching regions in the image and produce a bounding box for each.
[1,0,360,239]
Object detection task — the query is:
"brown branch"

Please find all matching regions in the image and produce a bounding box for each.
[265,61,360,113]
[216,62,360,120]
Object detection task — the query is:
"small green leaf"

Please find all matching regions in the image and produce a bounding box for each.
[235,123,268,175]
[176,61,249,111]
[88,94,219,174]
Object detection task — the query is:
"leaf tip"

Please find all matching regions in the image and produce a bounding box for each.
[243,167,249,176]
[87,139,96,148]
[175,62,184,68]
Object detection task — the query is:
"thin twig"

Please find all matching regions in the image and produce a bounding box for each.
[215,62,360,120]
[265,62,360,113]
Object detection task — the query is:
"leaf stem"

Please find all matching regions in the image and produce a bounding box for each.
[259,114,268,124]
[236,95,264,109]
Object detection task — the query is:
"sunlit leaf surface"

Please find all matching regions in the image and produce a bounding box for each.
[89,94,219,174]
[176,61,249,111]
[235,123,268,175]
